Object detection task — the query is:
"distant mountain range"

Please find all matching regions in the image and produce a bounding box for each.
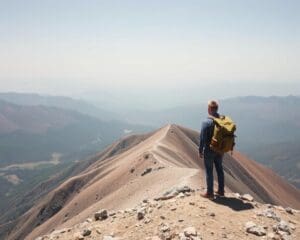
[0,99,149,167]
[0,92,119,121]
[0,93,299,189]
[0,98,151,227]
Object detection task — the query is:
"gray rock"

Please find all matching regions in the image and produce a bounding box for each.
[245,221,256,229]
[109,211,116,216]
[81,229,92,237]
[276,220,291,234]
[155,186,192,201]
[245,221,266,236]
[160,223,170,232]
[94,209,108,221]
[289,223,296,230]
[124,208,133,213]
[179,233,189,240]
[278,231,291,240]
[285,207,294,215]
[183,227,197,237]
[155,190,178,201]
[274,205,285,211]
[176,186,192,194]
[137,209,145,220]
[241,194,254,202]
[144,218,151,224]
[51,229,69,235]
[257,209,281,221]
[178,193,185,198]
[235,193,241,198]
[141,168,152,176]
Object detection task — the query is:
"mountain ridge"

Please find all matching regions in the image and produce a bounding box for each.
[3,124,299,240]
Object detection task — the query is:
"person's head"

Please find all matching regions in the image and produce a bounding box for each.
[208,100,219,115]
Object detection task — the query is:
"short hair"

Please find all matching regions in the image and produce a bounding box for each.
[208,100,219,111]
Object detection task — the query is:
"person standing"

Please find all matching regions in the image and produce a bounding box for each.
[199,100,225,199]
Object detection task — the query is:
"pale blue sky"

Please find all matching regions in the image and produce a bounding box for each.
[0,0,299,108]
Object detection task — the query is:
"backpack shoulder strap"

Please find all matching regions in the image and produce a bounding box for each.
[208,114,224,120]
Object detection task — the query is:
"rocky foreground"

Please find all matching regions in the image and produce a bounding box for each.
[35,186,299,240]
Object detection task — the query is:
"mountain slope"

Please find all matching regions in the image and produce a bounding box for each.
[0,99,151,237]
[246,140,300,189]
[121,96,300,188]
[4,124,300,240]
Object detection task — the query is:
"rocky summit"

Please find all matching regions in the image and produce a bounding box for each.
[35,188,299,240]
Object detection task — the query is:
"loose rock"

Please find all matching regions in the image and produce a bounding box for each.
[159,223,170,233]
[81,229,92,237]
[245,221,266,236]
[274,220,291,235]
[242,194,254,202]
[183,227,197,237]
[137,209,145,220]
[257,209,281,221]
[176,186,192,194]
[285,207,294,215]
[141,168,152,176]
[94,209,108,221]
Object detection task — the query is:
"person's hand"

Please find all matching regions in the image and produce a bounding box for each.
[199,152,203,159]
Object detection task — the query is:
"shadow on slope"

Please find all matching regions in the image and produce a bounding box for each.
[213,196,254,211]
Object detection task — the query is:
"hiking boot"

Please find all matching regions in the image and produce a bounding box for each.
[200,192,214,200]
[215,190,225,197]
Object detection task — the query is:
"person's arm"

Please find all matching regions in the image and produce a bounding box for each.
[199,121,208,157]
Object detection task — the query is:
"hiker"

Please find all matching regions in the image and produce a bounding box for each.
[199,100,225,199]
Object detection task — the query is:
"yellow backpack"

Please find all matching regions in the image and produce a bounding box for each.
[209,115,236,154]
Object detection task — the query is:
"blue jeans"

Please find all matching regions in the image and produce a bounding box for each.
[204,151,224,194]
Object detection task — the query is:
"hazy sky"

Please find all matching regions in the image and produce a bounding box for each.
[0,0,299,108]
